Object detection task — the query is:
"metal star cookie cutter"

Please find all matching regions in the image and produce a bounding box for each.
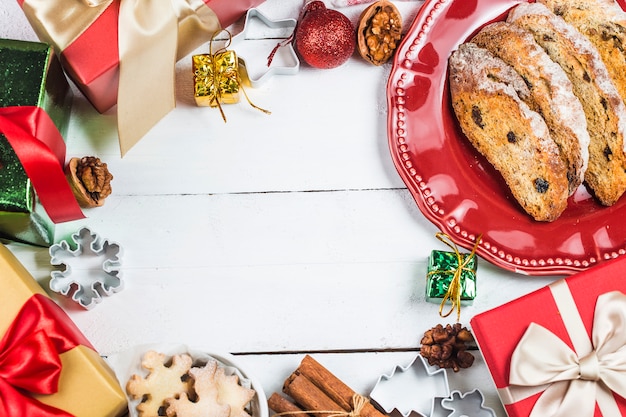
[369,355,450,417]
[231,8,299,87]
[440,389,496,417]
[49,227,123,309]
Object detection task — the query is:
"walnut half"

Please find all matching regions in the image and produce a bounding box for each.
[357,0,402,65]
[65,156,113,208]
[420,323,475,372]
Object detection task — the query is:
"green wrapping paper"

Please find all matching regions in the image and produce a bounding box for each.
[426,249,477,302]
[0,39,75,246]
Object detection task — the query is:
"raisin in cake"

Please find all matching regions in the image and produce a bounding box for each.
[449,42,569,222]
[508,2,626,206]
[539,0,626,103]
[471,21,590,195]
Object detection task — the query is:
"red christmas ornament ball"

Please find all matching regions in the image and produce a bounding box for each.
[295,1,356,69]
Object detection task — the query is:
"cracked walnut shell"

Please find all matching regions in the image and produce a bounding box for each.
[357,0,402,65]
[65,156,113,208]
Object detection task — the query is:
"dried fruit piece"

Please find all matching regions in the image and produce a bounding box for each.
[65,156,113,208]
[357,0,402,65]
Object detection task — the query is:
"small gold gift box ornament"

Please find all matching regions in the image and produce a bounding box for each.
[193,31,270,121]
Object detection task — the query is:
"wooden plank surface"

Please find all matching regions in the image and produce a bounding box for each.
[0,1,563,416]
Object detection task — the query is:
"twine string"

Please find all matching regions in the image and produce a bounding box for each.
[208,29,230,121]
[205,30,270,122]
[271,394,369,417]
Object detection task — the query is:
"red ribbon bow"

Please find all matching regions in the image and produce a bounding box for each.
[0,106,84,223]
[0,294,93,416]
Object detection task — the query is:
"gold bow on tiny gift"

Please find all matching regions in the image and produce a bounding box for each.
[192,31,270,122]
[426,232,481,321]
[502,283,626,417]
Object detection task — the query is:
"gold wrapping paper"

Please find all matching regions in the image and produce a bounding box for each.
[0,244,128,417]
[193,50,241,108]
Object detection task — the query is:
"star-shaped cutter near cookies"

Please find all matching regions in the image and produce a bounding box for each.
[49,227,123,309]
[231,8,299,87]
[369,355,450,417]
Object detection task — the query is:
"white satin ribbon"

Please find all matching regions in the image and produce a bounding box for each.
[503,282,626,416]
[82,0,109,6]
[117,0,220,155]
[20,0,111,51]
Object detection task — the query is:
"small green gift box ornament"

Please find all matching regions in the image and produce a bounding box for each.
[426,233,481,321]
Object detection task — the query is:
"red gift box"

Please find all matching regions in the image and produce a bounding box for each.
[17,0,265,155]
[471,256,626,417]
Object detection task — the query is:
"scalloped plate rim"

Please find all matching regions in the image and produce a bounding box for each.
[386,0,626,276]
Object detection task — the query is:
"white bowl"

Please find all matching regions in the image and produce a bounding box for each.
[106,343,268,417]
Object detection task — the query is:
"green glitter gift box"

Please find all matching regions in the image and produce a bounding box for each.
[426,249,477,303]
[0,38,76,246]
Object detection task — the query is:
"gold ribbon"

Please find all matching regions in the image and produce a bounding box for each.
[428,232,481,322]
[502,282,626,417]
[194,31,270,122]
[21,0,222,155]
[272,394,369,417]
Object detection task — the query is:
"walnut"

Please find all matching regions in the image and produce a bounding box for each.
[65,156,113,208]
[420,323,475,372]
[357,0,402,65]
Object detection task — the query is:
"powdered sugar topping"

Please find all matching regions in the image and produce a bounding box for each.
[509,2,626,149]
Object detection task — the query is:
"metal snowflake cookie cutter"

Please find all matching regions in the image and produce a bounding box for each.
[49,227,123,309]
[369,355,450,417]
[440,389,496,417]
[231,8,299,87]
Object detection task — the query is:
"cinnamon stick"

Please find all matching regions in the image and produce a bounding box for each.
[283,372,347,417]
[296,355,387,417]
[268,393,310,417]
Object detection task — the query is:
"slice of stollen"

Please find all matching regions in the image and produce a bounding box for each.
[509,2,626,206]
[449,42,569,222]
[471,21,590,195]
[539,0,626,104]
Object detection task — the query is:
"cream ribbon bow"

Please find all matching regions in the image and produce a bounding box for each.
[21,0,220,155]
[508,289,626,417]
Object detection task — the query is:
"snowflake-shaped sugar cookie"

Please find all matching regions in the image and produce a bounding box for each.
[215,362,256,417]
[127,351,194,417]
[49,227,123,309]
[166,359,256,417]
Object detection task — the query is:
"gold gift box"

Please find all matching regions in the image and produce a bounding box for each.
[0,243,127,416]
[193,50,241,107]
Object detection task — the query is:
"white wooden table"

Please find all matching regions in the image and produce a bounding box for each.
[1,1,562,415]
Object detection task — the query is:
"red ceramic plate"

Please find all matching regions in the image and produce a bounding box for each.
[387,0,626,276]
